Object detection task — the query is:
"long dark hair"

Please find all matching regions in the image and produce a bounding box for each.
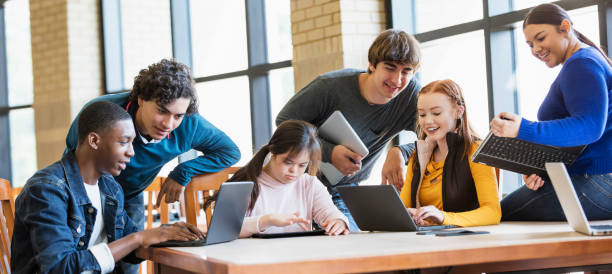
[523,3,612,66]
[411,79,479,176]
[205,120,321,211]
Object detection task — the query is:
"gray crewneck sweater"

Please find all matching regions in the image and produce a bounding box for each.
[276,68,420,186]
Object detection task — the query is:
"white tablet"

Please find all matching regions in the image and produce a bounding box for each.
[318,111,369,185]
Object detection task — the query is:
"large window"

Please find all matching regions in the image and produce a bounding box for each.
[120,0,173,89]
[196,77,253,165]
[265,0,293,63]
[2,0,36,186]
[190,0,248,77]
[414,0,483,33]
[388,0,611,194]
[419,30,489,137]
[269,67,295,129]
[102,0,294,170]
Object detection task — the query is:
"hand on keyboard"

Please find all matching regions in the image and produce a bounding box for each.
[141,222,205,248]
[408,206,444,226]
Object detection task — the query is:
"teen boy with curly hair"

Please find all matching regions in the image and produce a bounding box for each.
[65,59,240,273]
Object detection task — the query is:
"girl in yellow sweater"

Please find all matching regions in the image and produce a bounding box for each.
[400,79,501,227]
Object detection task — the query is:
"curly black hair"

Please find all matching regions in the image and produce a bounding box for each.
[128,59,199,115]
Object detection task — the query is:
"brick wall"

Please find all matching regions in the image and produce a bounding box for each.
[30,0,103,168]
[67,0,104,120]
[290,0,385,91]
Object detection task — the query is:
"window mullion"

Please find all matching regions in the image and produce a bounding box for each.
[245,0,272,152]
[0,5,12,181]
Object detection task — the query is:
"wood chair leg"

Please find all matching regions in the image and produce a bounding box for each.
[203,192,213,229]
[179,195,186,219]
[147,192,154,229]
[160,200,169,224]
[184,186,198,227]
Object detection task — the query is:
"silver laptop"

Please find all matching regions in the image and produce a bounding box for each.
[151,181,254,247]
[318,111,369,185]
[545,162,612,236]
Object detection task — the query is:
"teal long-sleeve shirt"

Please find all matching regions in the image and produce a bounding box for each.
[65,93,241,199]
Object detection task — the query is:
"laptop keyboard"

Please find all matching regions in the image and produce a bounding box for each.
[481,137,577,169]
[591,224,612,230]
[471,133,587,178]
[415,224,457,231]
[150,237,207,247]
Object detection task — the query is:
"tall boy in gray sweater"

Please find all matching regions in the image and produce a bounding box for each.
[276,29,422,231]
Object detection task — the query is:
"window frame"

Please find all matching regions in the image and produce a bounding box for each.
[100,0,292,153]
[0,4,35,182]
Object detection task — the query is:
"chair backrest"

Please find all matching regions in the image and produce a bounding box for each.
[184,167,241,229]
[494,168,503,200]
[142,177,178,274]
[143,177,170,229]
[0,178,14,273]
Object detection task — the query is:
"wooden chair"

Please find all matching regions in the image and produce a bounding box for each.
[141,177,171,274]
[0,178,14,273]
[10,187,21,213]
[144,177,171,229]
[494,168,503,200]
[184,167,241,230]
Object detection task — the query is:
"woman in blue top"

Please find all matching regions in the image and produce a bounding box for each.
[490,3,612,221]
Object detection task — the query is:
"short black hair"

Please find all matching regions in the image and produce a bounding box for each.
[78,101,132,144]
[128,59,199,115]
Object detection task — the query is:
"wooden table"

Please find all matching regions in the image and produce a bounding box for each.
[136,221,612,273]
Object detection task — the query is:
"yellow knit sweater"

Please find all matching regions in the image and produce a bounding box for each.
[399,143,501,227]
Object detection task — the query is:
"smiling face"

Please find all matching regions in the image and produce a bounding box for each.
[135,97,190,140]
[417,92,464,142]
[96,119,136,176]
[523,21,572,68]
[368,61,415,103]
[265,149,310,184]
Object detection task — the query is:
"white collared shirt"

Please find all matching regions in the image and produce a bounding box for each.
[138,130,163,144]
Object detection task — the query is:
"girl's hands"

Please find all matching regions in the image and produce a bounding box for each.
[490,112,521,138]
[260,212,311,231]
[523,174,545,191]
[321,219,349,236]
[408,206,444,226]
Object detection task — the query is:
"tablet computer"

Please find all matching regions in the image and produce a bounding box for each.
[150,238,207,247]
[318,111,369,185]
[252,229,326,238]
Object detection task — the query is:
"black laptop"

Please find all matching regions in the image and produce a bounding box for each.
[337,185,456,232]
[151,181,254,247]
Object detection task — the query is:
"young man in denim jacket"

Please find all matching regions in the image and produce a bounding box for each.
[12,101,203,273]
[64,59,240,272]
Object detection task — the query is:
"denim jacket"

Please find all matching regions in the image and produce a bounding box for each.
[11,151,140,273]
